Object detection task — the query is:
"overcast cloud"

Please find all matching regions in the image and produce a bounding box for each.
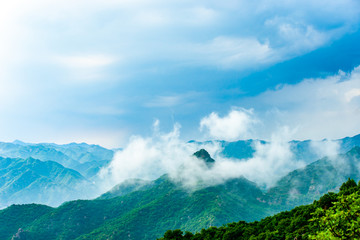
[0,0,359,147]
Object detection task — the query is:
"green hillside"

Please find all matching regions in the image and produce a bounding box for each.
[159,178,360,240]
[0,175,271,240]
[76,177,270,240]
[267,146,360,208]
[0,204,53,240]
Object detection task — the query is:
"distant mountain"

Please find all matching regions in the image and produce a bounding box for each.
[338,134,360,152]
[201,133,360,164]
[0,142,114,178]
[267,146,360,208]
[0,157,96,208]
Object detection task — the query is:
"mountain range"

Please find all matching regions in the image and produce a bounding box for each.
[0,143,360,240]
[212,133,360,163]
[0,141,116,209]
[0,156,96,209]
[0,141,114,179]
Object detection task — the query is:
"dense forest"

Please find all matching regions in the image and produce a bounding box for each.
[158,178,360,240]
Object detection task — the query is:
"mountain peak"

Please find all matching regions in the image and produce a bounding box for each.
[193,149,215,167]
[12,140,27,145]
[347,146,360,157]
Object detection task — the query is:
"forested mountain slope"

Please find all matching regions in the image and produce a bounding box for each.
[159,178,360,240]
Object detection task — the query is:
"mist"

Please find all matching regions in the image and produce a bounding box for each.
[310,139,340,160]
[98,115,312,192]
[98,105,349,194]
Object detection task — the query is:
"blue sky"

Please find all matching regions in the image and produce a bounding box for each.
[1,0,360,148]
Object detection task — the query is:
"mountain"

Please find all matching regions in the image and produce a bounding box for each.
[0,142,114,178]
[1,146,360,240]
[1,133,358,179]
[0,157,96,208]
[204,134,360,164]
[0,204,53,240]
[158,179,360,240]
[193,149,215,167]
[0,175,271,240]
[267,146,360,208]
[217,140,258,160]
[339,134,360,152]
[98,178,154,199]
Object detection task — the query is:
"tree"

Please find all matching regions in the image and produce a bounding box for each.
[310,191,360,239]
[162,229,184,240]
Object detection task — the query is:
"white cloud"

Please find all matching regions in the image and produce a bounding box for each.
[53,54,118,83]
[1,0,359,74]
[265,18,331,57]
[240,65,360,141]
[183,36,277,69]
[145,92,204,108]
[310,140,340,159]
[98,122,199,190]
[200,108,256,141]
[145,95,182,108]
[345,88,360,102]
[99,121,304,191]
[204,127,304,189]
[56,55,117,69]
[1,0,359,81]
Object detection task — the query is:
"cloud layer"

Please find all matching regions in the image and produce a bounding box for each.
[99,120,305,192]
[0,0,359,147]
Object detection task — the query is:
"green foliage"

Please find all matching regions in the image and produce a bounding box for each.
[310,186,360,239]
[0,204,52,240]
[159,179,360,240]
[317,192,337,209]
[339,178,358,195]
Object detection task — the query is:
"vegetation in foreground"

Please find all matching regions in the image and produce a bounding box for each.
[159,178,360,240]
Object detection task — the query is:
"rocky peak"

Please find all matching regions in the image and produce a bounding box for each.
[193,149,215,168]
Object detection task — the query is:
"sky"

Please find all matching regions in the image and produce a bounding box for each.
[1,0,360,148]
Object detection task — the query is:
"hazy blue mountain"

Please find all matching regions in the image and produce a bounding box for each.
[0,157,96,209]
[205,134,360,164]
[217,140,259,160]
[338,134,360,152]
[48,142,114,165]
[0,142,114,178]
